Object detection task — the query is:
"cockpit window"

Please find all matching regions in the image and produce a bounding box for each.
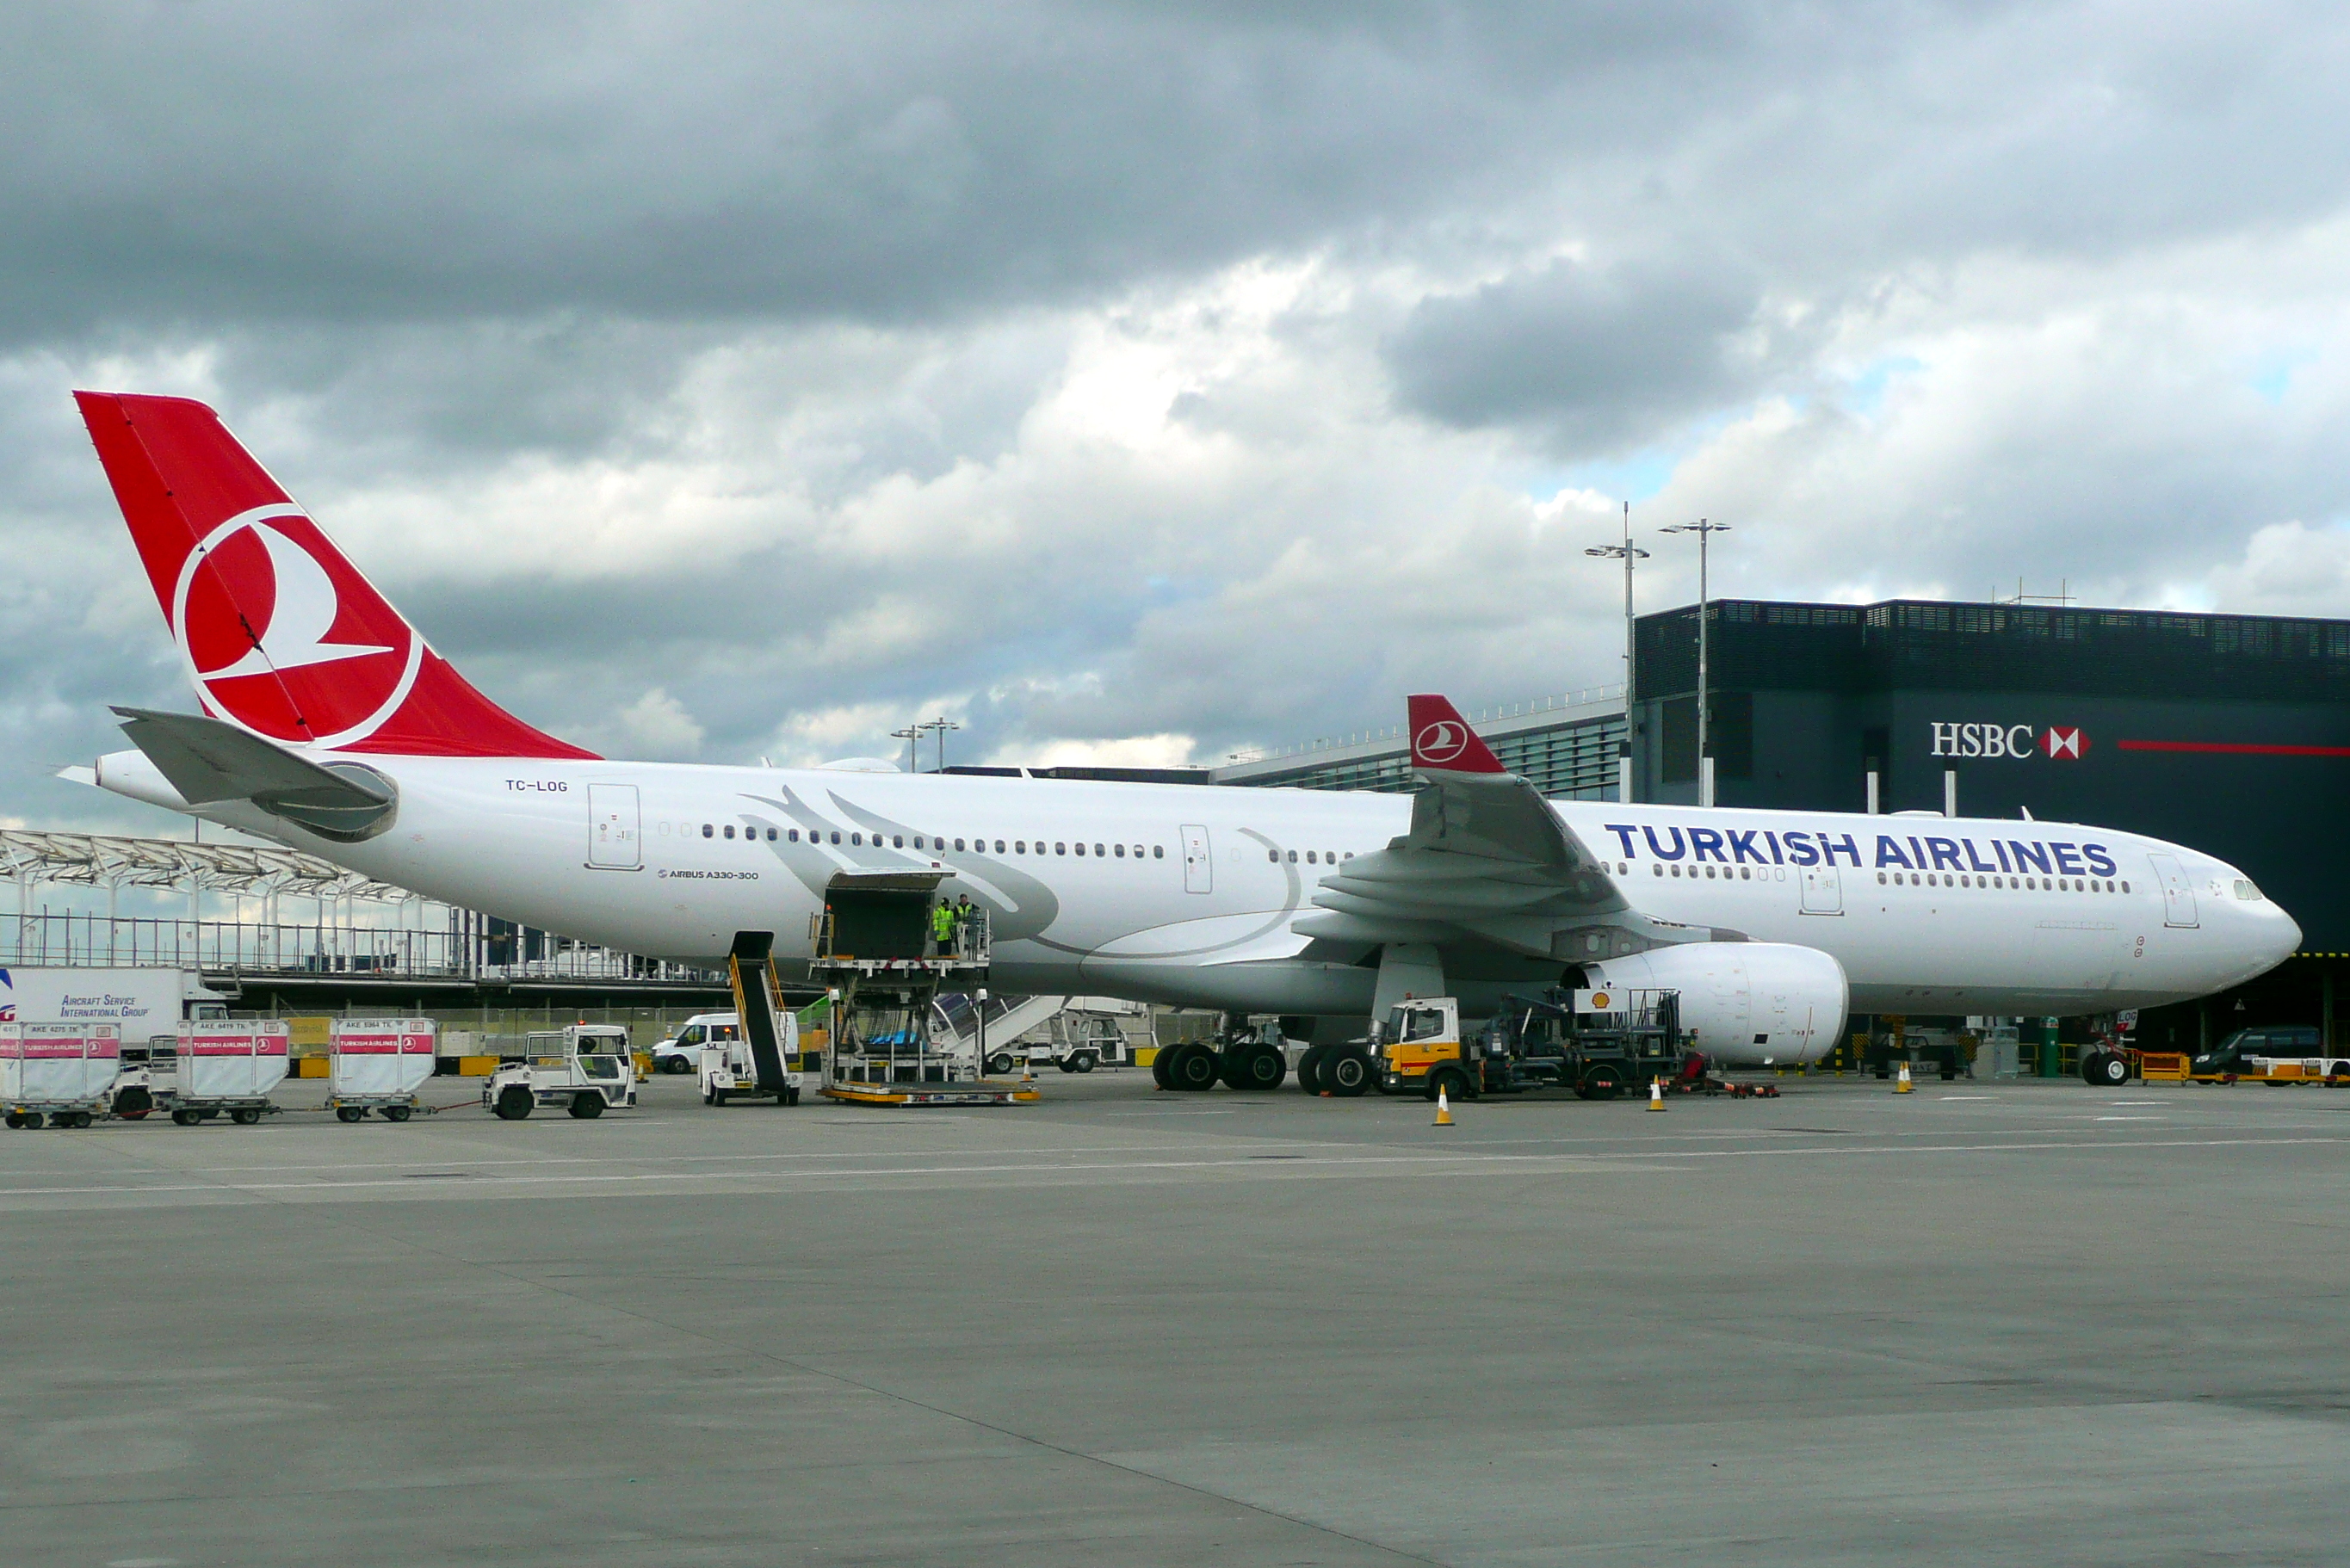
[2235,879,2261,901]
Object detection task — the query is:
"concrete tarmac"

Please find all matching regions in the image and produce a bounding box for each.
[3,1069,2348,1566]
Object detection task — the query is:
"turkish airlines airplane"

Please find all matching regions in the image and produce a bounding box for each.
[66,392,2298,1071]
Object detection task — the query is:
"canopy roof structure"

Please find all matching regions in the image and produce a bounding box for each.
[0,829,409,902]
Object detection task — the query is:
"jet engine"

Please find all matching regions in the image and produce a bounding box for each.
[1581,941,1848,1066]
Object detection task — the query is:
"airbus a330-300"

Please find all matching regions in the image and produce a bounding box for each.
[65,392,2300,1065]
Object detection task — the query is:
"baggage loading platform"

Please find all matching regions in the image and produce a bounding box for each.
[805,871,1036,1107]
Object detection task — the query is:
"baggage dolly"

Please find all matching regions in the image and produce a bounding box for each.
[325,1019,439,1122]
[166,1021,291,1127]
[2,1023,124,1130]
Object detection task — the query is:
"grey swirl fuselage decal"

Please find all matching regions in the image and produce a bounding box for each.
[737,791,1062,941]
[1047,827,1301,960]
[731,797,1300,962]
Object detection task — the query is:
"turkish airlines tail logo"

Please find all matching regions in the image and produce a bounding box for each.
[76,392,595,760]
[1407,694,1506,775]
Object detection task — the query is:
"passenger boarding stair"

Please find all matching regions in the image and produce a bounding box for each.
[933,993,1072,1058]
[725,931,795,1096]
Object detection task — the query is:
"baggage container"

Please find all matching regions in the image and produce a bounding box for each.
[170,1021,289,1125]
[326,1019,437,1121]
[2,1024,123,1128]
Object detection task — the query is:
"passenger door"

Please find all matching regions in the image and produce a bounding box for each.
[1800,865,1842,915]
[588,784,642,870]
[1181,824,1212,894]
[2148,853,2198,928]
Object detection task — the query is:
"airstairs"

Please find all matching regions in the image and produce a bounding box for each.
[933,993,1072,1069]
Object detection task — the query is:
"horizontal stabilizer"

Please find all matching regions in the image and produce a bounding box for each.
[111,707,397,841]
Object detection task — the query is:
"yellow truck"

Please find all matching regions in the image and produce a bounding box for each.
[1376,990,1686,1102]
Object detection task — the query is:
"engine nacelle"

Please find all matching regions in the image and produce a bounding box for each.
[1583,941,1848,1066]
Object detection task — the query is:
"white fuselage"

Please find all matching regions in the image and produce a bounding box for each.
[96,751,2301,1031]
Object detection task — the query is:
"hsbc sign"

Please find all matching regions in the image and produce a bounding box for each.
[1929,722,2089,761]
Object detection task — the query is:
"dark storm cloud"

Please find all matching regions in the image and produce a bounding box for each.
[1386,252,1779,454]
[10,0,2350,830]
[0,0,1753,343]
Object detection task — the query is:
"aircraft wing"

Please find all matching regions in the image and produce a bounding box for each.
[1289,694,1642,960]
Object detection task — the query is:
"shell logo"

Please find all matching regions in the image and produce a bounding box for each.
[1588,990,1612,1010]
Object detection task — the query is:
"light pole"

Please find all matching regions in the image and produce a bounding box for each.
[890,724,922,775]
[1660,518,1731,807]
[921,717,962,773]
[1585,500,1649,803]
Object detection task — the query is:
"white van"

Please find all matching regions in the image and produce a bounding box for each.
[652,1013,739,1075]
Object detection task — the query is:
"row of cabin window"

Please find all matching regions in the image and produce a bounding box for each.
[1624,859,2130,894]
[664,820,1166,860]
[1877,871,2129,893]
[1270,849,1355,865]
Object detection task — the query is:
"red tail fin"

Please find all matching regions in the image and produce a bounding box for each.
[76,392,595,759]
[1407,694,1506,775]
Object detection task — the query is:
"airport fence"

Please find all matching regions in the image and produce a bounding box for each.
[0,912,710,986]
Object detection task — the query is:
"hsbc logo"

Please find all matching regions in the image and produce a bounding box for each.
[1930,722,2089,761]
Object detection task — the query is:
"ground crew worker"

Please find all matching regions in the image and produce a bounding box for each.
[931,896,957,957]
[955,893,977,954]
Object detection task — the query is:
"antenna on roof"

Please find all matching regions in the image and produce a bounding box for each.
[2001,577,2074,606]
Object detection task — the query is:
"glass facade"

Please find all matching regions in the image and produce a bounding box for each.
[1223,713,1626,799]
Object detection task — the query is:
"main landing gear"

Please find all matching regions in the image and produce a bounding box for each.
[1153,1017,1296,1095]
[1293,1041,1374,1097]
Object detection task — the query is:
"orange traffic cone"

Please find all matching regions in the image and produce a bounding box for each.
[1648,1077,1667,1111]
[1895,1060,1914,1094]
[1433,1086,1454,1127]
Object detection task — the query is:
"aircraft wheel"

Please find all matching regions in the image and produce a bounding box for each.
[1149,1046,1174,1090]
[1166,1041,1221,1092]
[1228,1043,1287,1091]
[569,1093,604,1119]
[1296,1046,1328,1095]
[1324,1050,1373,1098]
[493,1087,533,1120]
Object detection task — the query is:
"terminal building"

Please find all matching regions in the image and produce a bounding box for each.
[1217,596,2350,1053]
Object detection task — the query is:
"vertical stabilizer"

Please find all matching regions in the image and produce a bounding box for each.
[75,391,595,759]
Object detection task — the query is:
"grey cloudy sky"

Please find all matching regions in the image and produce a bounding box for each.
[8,1,2350,831]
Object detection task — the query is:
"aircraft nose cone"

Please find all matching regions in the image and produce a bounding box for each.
[2271,904,2304,966]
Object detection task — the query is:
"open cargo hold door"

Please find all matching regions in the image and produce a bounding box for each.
[727,931,794,1092]
[819,868,951,959]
